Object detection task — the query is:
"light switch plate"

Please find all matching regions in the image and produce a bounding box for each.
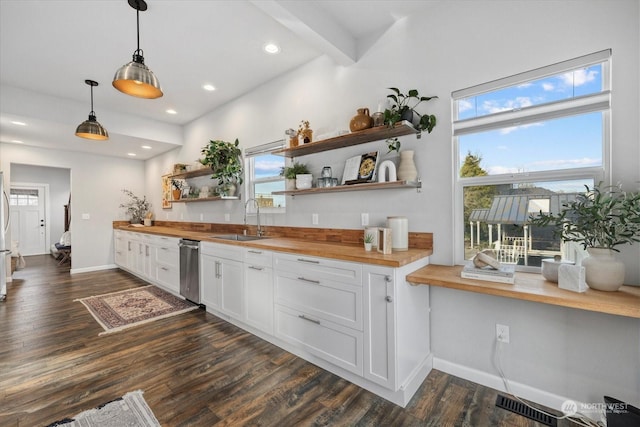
[81,213,90,220]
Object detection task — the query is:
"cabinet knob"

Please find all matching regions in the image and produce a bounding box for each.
[385,296,393,303]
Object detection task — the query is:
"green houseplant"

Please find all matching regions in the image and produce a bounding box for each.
[384,87,438,152]
[200,138,243,196]
[119,189,151,224]
[280,162,310,179]
[529,183,640,291]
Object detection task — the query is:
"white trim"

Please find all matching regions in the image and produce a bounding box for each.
[70,264,117,274]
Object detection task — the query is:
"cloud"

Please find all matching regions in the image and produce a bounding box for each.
[458,99,474,113]
[542,82,554,91]
[529,157,601,168]
[482,96,533,114]
[255,159,283,174]
[559,69,598,87]
[499,121,543,135]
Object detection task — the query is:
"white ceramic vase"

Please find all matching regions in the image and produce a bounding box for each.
[582,247,625,291]
[397,150,418,182]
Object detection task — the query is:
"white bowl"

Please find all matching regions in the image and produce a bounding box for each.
[541,258,575,282]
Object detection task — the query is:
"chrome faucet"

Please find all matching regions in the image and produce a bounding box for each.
[244,198,262,236]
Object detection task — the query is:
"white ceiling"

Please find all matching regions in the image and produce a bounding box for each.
[0,0,433,160]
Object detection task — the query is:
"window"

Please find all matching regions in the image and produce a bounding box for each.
[9,188,39,206]
[245,140,286,212]
[453,50,610,270]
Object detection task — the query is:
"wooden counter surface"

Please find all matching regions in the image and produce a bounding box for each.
[115,225,432,268]
[406,264,640,319]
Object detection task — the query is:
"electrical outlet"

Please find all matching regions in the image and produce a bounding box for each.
[224,213,231,222]
[496,324,510,343]
[312,213,319,225]
[200,213,204,221]
[361,213,369,226]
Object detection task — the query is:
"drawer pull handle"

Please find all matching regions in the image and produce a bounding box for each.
[161,267,169,271]
[248,266,264,271]
[248,250,262,254]
[297,258,319,264]
[298,314,320,325]
[297,277,320,284]
[385,296,393,303]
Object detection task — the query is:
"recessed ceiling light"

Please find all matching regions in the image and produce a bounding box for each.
[11,121,26,126]
[263,43,280,54]
[127,153,137,157]
[166,109,177,115]
[203,84,216,91]
[11,139,23,144]
[141,145,152,150]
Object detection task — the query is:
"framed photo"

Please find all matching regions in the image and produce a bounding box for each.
[357,151,378,180]
[161,174,172,209]
[181,186,191,198]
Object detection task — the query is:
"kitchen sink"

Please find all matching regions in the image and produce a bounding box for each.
[211,234,269,241]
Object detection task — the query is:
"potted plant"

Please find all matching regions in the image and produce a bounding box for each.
[170,179,185,200]
[529,183,640,291]
[384,87,438,153]
[364,233,375,252]
[280,162,310,190]
[119,189,151,224]
[200,138,243,196]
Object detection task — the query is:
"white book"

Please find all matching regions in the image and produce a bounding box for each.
[462,263,516,277]
[460,270,516,284]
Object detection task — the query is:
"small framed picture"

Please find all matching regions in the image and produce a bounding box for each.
[181,186,191,198]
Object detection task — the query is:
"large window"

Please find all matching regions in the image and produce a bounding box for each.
[244,140,286,212]
[453,50,611,269]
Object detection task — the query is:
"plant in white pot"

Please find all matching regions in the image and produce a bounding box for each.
[529,183,640,291]
[280,162,309,190]
[200,139,243,196]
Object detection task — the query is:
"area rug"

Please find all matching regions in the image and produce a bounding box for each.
[75,285,197,336]
[46,390,160,427]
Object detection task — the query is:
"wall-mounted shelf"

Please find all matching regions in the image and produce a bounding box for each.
[272,121,418,158]
[172,195,240,203]
[272,180,421,196]
[170,168,213,180]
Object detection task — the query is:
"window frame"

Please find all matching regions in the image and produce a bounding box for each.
[451,50,611,269]
[244,139,287,214]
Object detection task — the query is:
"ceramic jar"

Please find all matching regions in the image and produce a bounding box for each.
[397,150,418,182]
[350,108,373,132]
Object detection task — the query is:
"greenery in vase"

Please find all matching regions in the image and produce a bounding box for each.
[119,189,151,223]
[200,139,244,187]
[528,183,640,251]
[280,162,310,179]
[171,179,185,190]
[384,87,438,153]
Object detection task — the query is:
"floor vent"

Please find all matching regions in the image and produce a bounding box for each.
[495,394,557,427]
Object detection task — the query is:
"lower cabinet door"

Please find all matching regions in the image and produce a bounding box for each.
[245,265,273,334]
[275,304,363,376]
[219,258,244,320]
[200,253,220,309]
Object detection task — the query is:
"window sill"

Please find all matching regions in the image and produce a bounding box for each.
[406,264,640,318]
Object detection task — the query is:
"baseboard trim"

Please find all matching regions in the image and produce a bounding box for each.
[433,358,571,412]
[70,264,118,275]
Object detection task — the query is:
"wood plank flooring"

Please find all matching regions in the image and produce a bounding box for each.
[0,255,568,426]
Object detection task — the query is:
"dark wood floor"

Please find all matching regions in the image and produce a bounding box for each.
[0,255,567,427]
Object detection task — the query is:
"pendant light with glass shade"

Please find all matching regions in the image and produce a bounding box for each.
[75,80,109,140]
[113,0,163,99]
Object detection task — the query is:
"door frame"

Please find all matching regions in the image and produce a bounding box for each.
[10,181,51,255]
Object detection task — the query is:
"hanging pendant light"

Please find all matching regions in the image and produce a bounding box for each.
[75,80,109,140]
[112,0,163,99]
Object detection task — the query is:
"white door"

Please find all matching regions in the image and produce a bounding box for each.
[9,184,48,256]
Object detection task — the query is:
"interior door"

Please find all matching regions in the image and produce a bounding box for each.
[9,184,47,256]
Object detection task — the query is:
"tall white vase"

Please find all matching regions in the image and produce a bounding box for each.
[397,150,418,182]
[582,247,625,291]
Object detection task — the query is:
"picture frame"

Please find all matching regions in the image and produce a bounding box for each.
[181,186,191,198]
[357,151,378,180]
[161,174,172,209]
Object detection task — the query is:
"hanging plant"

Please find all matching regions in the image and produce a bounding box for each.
[200,139,244,187]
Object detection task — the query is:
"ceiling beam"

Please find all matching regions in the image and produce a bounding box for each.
[250,0,357,66]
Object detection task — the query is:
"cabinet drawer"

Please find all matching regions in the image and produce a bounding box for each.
[275,270,362,330]
[156,264,179,292]
[275,305,363,376]
[244,247,272,267]
[149,235,179,246]
[201,241,243,259]
[274,253,362,286]
[155,246,178,267]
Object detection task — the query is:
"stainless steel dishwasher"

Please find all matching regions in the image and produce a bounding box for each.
[179,239,200,304]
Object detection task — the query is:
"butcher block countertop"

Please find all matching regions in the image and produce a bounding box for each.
[114,224,432,268]
[407,264,640,319]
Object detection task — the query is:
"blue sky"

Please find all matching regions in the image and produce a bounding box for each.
[457,65,603,180]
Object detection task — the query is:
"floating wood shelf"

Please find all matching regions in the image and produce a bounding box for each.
[172,195,240,203]
[272,121,418,158]
[272,180,421,196]
[169,168,213,180]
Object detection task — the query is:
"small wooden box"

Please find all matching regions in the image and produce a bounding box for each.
[377,228,393,254]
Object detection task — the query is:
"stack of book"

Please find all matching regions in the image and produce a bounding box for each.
[461,263,516,284]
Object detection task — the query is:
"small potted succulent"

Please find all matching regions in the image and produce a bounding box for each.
[119,189,151,224]
[529,182,640,291]
[200,138,243,196]
[364,233,375,252]
[280,162,310,190]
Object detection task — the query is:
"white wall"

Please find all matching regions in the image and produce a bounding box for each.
[144,0,640,411]
[0,144,145,272]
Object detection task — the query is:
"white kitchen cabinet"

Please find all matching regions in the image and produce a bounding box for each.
[200,253,219,309]
[151,235,180,294]
[201,242,244,321]
[113,230,127,267]
[244,248,273,334]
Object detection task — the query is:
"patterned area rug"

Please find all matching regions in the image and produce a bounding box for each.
[46,390,160,427]
[75,285,197,335]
